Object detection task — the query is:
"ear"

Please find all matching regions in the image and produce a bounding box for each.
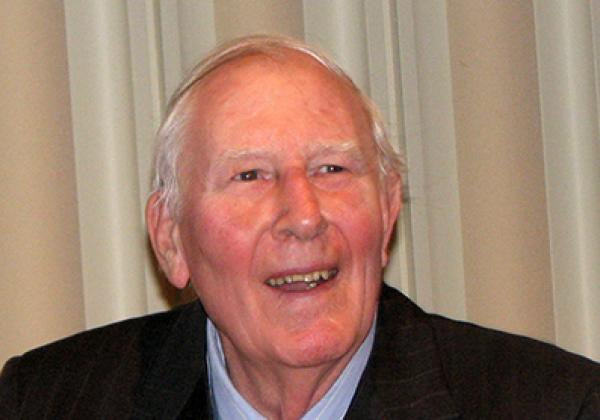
[146,193,190,289]
[380,174,402,267]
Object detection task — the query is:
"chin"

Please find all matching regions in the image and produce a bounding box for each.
[278,322,360,368]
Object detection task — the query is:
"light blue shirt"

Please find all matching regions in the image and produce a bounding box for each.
[206,318,376,420]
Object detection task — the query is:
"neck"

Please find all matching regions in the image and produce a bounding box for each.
[220,338,359,420]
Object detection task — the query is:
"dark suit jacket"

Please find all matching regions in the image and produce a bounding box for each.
[2,285,599,419]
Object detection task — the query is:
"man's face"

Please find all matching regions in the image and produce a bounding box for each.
[160,53,400,369]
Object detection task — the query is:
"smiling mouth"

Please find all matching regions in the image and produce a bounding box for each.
[265,268,338,291]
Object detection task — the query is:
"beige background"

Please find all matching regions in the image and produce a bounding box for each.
[448,0,554,341]
[2,0,599,366]
[1,1,84,364]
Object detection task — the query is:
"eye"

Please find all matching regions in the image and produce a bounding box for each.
[234,169,259,181]
[318,164,345,174]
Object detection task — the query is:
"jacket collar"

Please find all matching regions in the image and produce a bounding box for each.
[345,285,460,419]
[131,301,212,419]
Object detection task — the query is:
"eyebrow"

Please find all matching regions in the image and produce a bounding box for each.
[308,141,362,158]
[211,150,275,171]
[212,140,364,165]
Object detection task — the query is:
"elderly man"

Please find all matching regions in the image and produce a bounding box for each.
[1,36,599,419]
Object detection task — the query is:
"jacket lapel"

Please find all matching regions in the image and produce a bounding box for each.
[130,301,213,419]
[346,285,460,419]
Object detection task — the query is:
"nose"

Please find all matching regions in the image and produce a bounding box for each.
[272,170,328,241]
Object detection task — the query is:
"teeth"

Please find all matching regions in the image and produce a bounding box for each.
[267,269,336,288]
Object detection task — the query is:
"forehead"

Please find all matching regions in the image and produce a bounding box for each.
[181,51,374,160]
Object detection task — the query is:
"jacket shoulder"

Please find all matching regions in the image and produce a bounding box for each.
[429,314,600,418]
[0,302,202,418]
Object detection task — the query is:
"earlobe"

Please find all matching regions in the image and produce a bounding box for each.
[146,193,190,289]
[380,175,403,267]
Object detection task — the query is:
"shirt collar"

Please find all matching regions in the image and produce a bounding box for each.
[206,317,376,420]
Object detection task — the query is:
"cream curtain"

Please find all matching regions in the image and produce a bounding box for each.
[534,0,600,360]
[2,0,599,365]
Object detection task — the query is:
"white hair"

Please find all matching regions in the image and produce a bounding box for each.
[151,34,405,216]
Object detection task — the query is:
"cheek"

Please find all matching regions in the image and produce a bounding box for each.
[329,188,385,255]
[181,198,266,278]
